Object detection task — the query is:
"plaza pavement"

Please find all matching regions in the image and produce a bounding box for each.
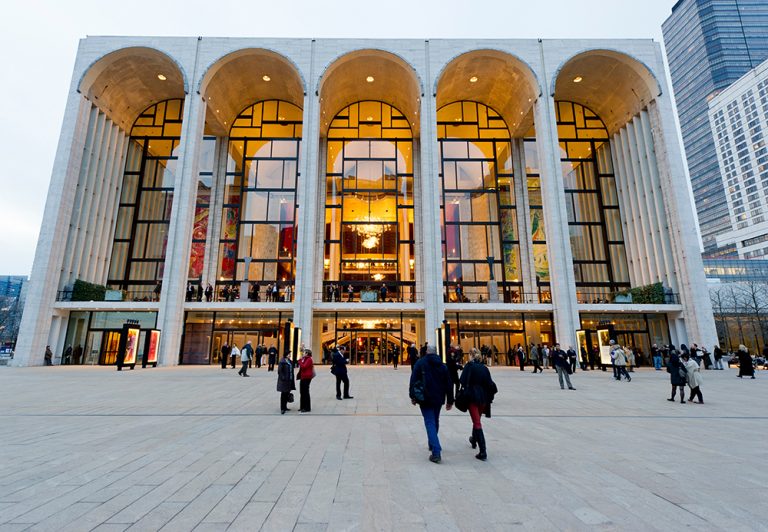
[0,363,766,531]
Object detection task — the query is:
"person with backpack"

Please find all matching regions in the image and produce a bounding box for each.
[457,347,497,461]
[610,340,631,382]
[409,345,454,464]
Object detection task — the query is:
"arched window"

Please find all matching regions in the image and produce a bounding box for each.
[323,101,414,302]
[216,100,302,300]
[108,99,184,298]
[556,101,629,301]
[437,101,521,303]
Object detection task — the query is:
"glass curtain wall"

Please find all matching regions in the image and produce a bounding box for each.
[108,99,184,299]
[438,101,521,303]
[323,101,415,302]
[556,101,630,302]
[188,136,216,283]
[217,100,302,302]
[524,137,551,302]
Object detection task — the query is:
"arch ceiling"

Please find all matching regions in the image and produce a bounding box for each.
[201,49,305,136]
[436,50,539,137]
[553,50,661,135]
[79,47,186,130]
[318,50,421,137]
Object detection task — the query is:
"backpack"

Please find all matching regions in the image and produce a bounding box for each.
[411,367,426,403]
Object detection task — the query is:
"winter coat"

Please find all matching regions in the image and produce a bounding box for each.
[459,360,497,407]
[268,346,278,364]
[738,350,754,376]
[298,355,314,380]
[667,353,686,386]
[551,349,569,369]
[612,347,627,366]
[331,350,348,376]
[241,344,253,361]
[683,359,702,388]
[276,358,296,392]
[410,354,454,407]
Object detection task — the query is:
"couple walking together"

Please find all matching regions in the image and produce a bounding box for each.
[409,346,497,464]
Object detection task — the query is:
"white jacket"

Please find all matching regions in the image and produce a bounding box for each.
[231,345,242,360]
[683,359,702,388]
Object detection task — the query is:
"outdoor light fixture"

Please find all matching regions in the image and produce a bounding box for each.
[469,76,478,83]
[573,76,583,83]
[157,74,167,81]
[366,76,375,82]
[263,75,271,81]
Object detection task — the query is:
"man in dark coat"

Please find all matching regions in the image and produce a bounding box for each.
[410,346,454,463]
[407,343,419,372]
[446,346,462,398]
[220,343,230,369]
[276,351,295,414]
[552,344,576,390]
[267,345,278,371]
[331,347,353,400]
[255,344,263,369]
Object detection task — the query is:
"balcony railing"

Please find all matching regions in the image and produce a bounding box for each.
[315,283,422,303]
[576,290,680,305]
[444,286,552,304]
[56,289,157,302]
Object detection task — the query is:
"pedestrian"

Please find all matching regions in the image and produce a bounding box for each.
[44,345,53,366]
[458,347,497,461]
[567,345,578,374]
[651,343,662,370]
[392,345,399,369]
[517,344,526,371]
[552,343,576,390]
[239,341,253,376]
[420,342,428,358]
[530,343,542,373]
[580,346,589,370]
[408,343,418,371]
[277,351,295,414]
[205,283,213,302]
[271,282,279,302]
[627,346,636,372]
[255,343,263,369]
[331,347,353,400]
[63,345,73,365]
[446,345,462,398]
[667,349,687,403]
[298,348,315,412]
[220,343,230,369]
[230,344,240,369]
[267,345,278,371]
[611,341,631,381]
[541,344,550,369]
[736,344,755,379]
[713,345,724,370]
[380,283,388,302]
[410,345,454,464]
[196,283,203,302]
[681,353,703,403]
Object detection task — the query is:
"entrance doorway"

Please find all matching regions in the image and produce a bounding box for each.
[457,331,526,365]
[210,329,279,366]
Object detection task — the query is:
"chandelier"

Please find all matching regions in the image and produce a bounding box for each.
[355,221,384,249]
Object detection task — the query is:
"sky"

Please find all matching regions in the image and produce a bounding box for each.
[0,0,679,275]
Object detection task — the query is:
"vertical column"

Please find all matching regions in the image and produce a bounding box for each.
[156,93,207,366]
[533,95,580,345]
[294,43,319,340]
[204,137,228,288]
[421,41,444,336]
[647,98,717,347]
[14,95,92,366]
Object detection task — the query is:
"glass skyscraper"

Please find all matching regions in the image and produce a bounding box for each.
[662,0,768,256]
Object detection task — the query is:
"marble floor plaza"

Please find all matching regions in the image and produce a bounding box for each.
[0,365,765,531]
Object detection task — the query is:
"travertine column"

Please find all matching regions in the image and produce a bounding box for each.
[156,93,206,365]
[14,95,92,366]
[533,96,580,345]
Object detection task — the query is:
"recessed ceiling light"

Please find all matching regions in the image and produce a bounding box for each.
[366,116,373,121]
[366,76,374,83]
[469,76,478,83]
[573,76,583,83]
[263,75,271,82]
[157,74,167,81]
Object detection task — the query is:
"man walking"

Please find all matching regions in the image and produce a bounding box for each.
[530,343,542,373]
[552,344,576,390]
[239,341,253,376]
[267,345,278,371]
[409,345,454,464]
[408,343,419,372]
[611,340,631,382]
[331,347,353,400]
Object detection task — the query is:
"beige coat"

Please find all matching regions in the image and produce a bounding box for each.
[683,359,702,388]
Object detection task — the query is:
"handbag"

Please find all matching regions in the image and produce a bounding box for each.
[287,392,294,403]
[454,387,469,412]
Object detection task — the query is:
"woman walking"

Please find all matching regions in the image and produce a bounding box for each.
[681,353,703,403]
[736,344,755,379]
[277,351,296,414]
[667,349,687,403]
[298,349,315,412]
[458,348,498,461]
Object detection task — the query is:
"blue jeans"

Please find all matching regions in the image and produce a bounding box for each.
[420,405,442,456]
[653,356,662,370]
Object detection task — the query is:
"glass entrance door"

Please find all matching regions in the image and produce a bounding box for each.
[211,329,280,365]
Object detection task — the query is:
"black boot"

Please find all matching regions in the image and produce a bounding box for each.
[475,429,487,461]
[469,428,477,449]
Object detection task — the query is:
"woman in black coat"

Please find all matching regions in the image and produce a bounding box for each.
[667,350,686,403]
[277,352,296,414]
[737,345,755,379]
[458,348,498,461]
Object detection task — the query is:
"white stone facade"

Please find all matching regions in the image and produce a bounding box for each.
[710,58,768,259]
[14,36,716,366]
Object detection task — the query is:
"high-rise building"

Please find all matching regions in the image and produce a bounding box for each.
[13,36,716,366]
[662,0,768,256]
[708,58,768,259]
[0,275,28,347]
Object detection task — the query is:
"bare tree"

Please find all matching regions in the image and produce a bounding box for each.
[737,280,768,352]
[724,285,747,348]
[709,287,731,349]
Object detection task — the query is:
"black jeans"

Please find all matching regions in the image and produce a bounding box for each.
[689,386,703,402]
[532,360,542,373]
[280,391,291,411]
[335,374,350,398]
[616,366,631,380]
[300,378,311,411]
[238,361,248,376]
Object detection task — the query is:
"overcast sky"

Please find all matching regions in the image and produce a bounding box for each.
[0,0,679,275]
